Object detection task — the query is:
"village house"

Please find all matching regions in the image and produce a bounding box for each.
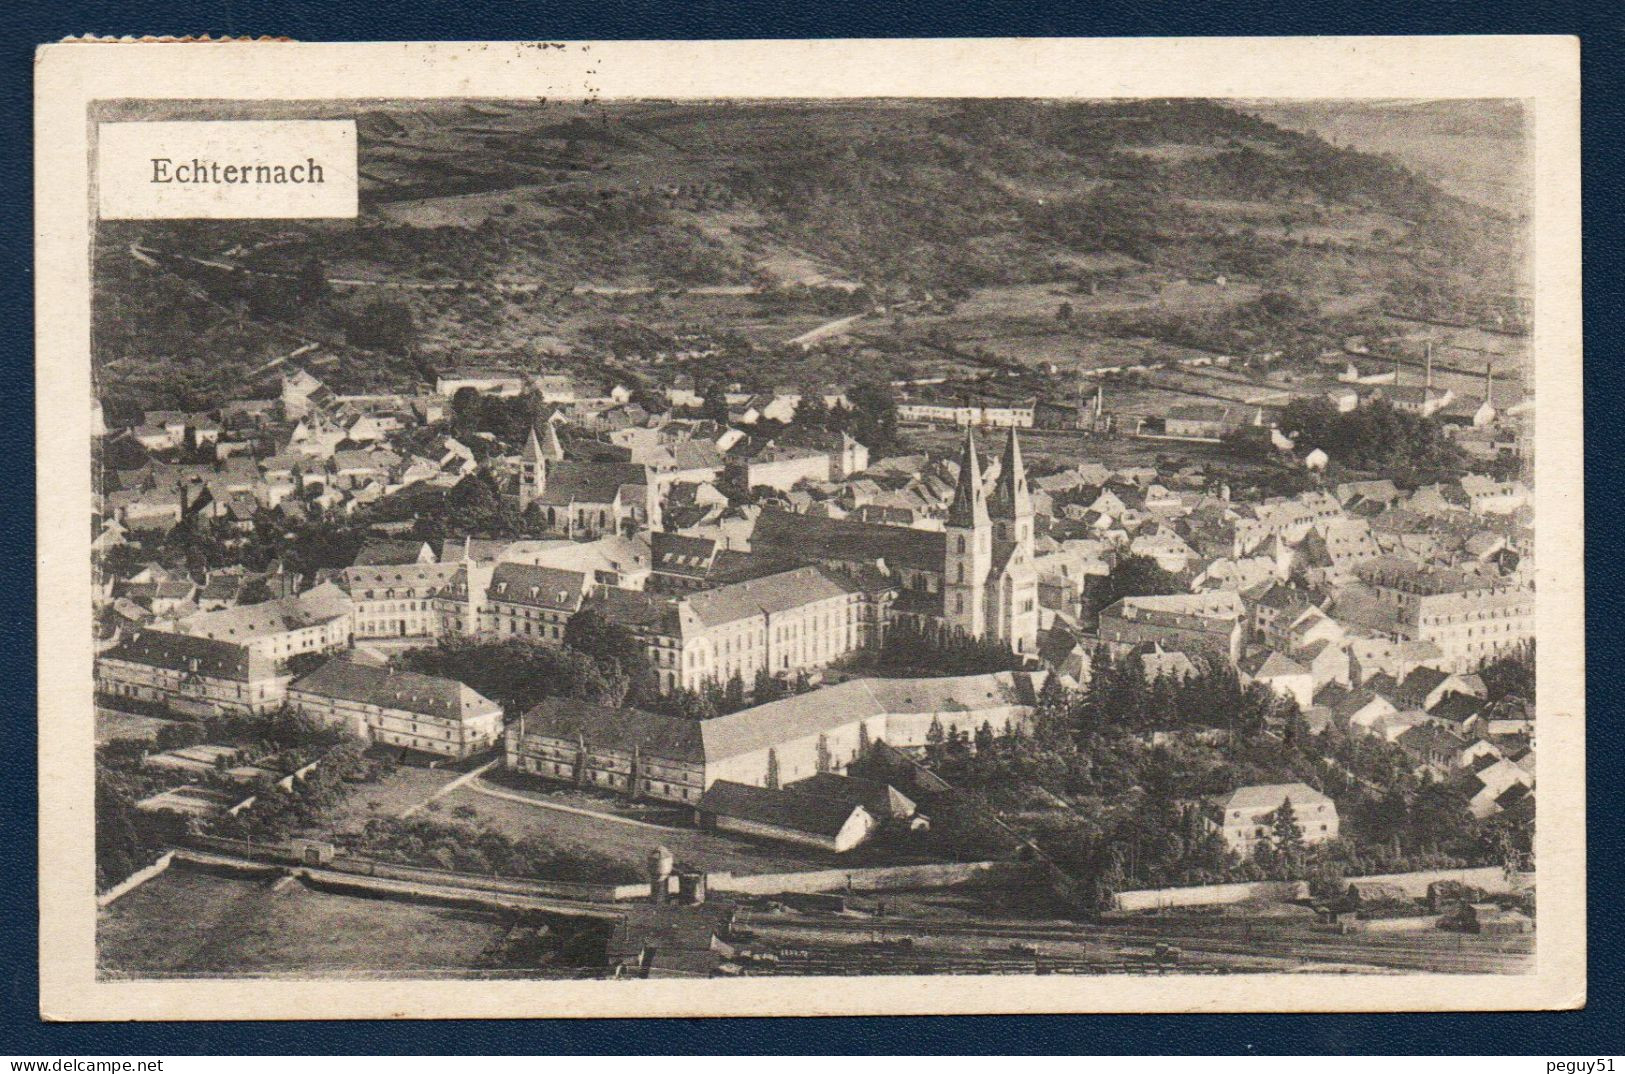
[1208,782,1339,855]
[1162,404,1250,440]
[1239,650,1315,710]
[725,441,833,492]
[696,781,878,853]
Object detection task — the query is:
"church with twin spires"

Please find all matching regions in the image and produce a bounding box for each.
[943,425,1040,656]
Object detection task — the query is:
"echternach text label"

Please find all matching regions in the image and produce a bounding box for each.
[98,120,357,219]
[150,157,326,185]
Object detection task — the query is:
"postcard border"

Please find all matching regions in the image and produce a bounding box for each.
[35,36,1584,1022]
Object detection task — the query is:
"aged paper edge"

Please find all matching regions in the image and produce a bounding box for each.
[35,36,1584,1020]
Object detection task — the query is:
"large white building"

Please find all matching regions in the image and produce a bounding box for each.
[897,397,1035,428]
[505,671,1041,805]
[1356,559,1534,672]
[172,583,355,666]
[96,629,290,718]
[288,658,504,760]
[342,562,462,640]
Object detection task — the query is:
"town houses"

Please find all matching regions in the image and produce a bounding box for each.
[94,341,1537,873]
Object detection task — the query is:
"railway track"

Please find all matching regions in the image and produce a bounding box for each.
[737,911,1532,975]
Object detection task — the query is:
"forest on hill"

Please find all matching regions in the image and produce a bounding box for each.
[93,98,1524,413]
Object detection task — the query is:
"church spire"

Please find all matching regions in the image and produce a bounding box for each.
[524,421,563,463]
[946,425,990,529]
[990,427,1032,519]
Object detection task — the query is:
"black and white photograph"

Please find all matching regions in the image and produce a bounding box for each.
[36,38,1583,1018]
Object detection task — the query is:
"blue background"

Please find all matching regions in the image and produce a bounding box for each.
[5,0,1618,1054]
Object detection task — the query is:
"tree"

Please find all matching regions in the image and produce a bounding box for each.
[564,607,659,703]
[1032,672,1074,748]
[846,380,899,456]
[723,670,747,714]
[701,382,731,424]
[1056,301,1074,325]
[752,666,786,705]
[793,392,830,429]
[345,298,417,354]
[925,716,946,761]
[1280,697,1311,747]
[1478,641,1535,701]
[765,748,781,790]
[974,720,996,755]
[815,734,833,774]
[1085,553,1185,622]
[295,256,327,304]
[856,720,872,758]
[449,386,482,436]
[1271,796,1306,877]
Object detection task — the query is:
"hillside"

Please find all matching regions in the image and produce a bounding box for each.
[92,98,1526,413]
[1242,99,1530,211]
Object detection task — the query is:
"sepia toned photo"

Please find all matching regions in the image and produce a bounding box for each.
[36,38,1584,1019]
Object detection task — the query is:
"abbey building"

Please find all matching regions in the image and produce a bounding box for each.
[943,426,1039,655]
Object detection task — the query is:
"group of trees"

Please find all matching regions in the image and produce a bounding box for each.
[335,813,642,885]
[876,620,1027,677]
[95,708,385,891]
[693,376,900,459]
[208,738,380,844]
[1478,641,1535,702]
[1074,644,1295,739]
[926,652,1520,897]
[394,624,658,715]
[1275,397,1465,479]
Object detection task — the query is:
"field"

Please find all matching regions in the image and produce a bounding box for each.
[98,863,528,978]
[314,765,465,834]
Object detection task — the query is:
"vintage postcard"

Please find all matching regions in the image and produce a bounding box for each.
[36,37,1583,1018]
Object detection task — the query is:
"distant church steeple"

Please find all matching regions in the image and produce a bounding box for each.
[943,426,992,639]
[519,423,562,510]
[946,426,990,529]
[989,426,1032,526]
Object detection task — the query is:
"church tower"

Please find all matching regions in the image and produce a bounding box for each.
[519,422,562,511]
[988,427,1039,654]
[943,426,993,639]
